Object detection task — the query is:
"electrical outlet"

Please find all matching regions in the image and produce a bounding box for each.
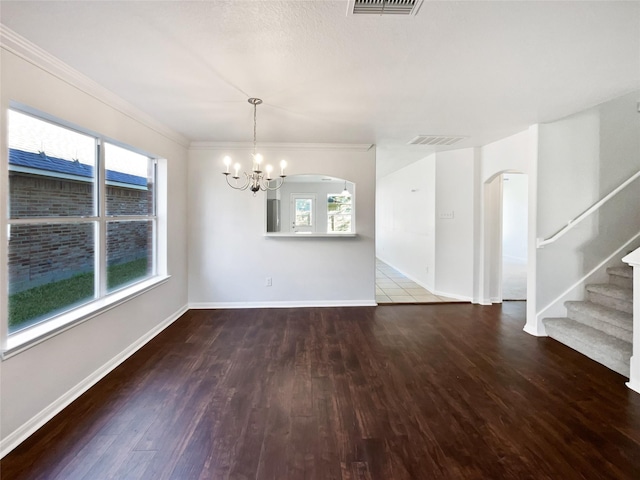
[266,277,272,287]
[438,211,454,220]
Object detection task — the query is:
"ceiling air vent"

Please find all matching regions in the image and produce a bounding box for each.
[348,0,423,16]
[408,135,468,146]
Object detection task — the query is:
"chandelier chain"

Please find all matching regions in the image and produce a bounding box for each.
[253,102,257,156]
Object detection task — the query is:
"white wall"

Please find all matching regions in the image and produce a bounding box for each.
[0,45,189,453]
[376,154,436,290]
[481,129,530,182]
[536,90,640,322]
[434,149,476,299]
[188,144,375,307]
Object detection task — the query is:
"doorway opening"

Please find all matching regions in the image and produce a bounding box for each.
[501,173,528,300]
[484,171,528,303]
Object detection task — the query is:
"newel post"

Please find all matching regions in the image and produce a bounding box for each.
[623,247,640,394]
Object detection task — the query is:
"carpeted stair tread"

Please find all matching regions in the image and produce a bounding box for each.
[586,283,633,300]
[543,317,631,377]
[607,265,633,279]
[607,265,634,289]
[586,283,633,314]
[565,301,632,342]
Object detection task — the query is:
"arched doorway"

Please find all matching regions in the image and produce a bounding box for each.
[483,171,528,303]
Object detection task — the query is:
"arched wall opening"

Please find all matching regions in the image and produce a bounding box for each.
[482,170,528,304]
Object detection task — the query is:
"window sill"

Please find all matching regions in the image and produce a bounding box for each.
[264,232,357,238]
[2,275,171,359]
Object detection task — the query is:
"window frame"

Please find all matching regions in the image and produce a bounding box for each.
[1,106,167,357]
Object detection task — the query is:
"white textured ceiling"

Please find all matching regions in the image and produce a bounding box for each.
[1,1,639,177]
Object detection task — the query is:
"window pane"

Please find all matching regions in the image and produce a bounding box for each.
[8,222,95,333]
[107,220,154,292]
[328,195,352,213]
[8,110,96,218]
[105,143,154,216]
[295,199,312,226]
[328,194,352,232]
[329,215,352,232]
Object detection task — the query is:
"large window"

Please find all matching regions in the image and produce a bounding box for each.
[6,109,158,336]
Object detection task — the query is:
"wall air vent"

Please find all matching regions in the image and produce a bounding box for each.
[347,0,423,16]
[408,135,468,146]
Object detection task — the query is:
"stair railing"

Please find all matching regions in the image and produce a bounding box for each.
[537,170,640,248]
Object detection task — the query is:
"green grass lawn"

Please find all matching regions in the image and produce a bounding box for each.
[9,258,149,332]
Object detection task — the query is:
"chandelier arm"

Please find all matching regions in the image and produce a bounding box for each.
[261,176,287,191]
[223,172,250,191]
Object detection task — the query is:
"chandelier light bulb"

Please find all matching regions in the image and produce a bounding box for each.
[234,163,241,177]
[280,160,287,176]
[266,164,273,180]
[254,153,263,171]
[223,156,232,173]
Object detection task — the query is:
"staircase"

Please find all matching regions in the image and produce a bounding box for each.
[543,265,633,377]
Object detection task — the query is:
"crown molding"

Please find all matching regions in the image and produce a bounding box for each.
[0,24,190,148]
[189,141,375,152]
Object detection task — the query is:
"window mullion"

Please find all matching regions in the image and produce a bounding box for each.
[152,159,158,276]
[97,139,107,298]
[8,217,97,225]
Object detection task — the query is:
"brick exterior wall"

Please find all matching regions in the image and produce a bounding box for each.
[8,172,153,294]
[10,174,94,217]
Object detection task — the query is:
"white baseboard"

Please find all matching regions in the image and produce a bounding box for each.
[473,299,493,306]
[0,304,189,459]
[430,290,472,302]
[189,300,377,309]
[523,321,547,337]
[626,381,640,395]
[627,355,640,395]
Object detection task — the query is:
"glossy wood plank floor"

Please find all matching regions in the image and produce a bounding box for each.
[3,303,640,479]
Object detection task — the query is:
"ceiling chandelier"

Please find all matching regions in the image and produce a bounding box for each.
[222,97,287,195]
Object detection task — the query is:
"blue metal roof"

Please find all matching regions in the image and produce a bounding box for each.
[9,148,147,187]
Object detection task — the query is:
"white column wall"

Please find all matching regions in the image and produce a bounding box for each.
[188,144,376,307]
[434,149,476,300]
[623,247,640,393]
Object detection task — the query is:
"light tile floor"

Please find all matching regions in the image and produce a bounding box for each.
[376,259,466,304]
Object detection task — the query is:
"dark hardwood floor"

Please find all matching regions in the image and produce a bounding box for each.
[2,302,640,479]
